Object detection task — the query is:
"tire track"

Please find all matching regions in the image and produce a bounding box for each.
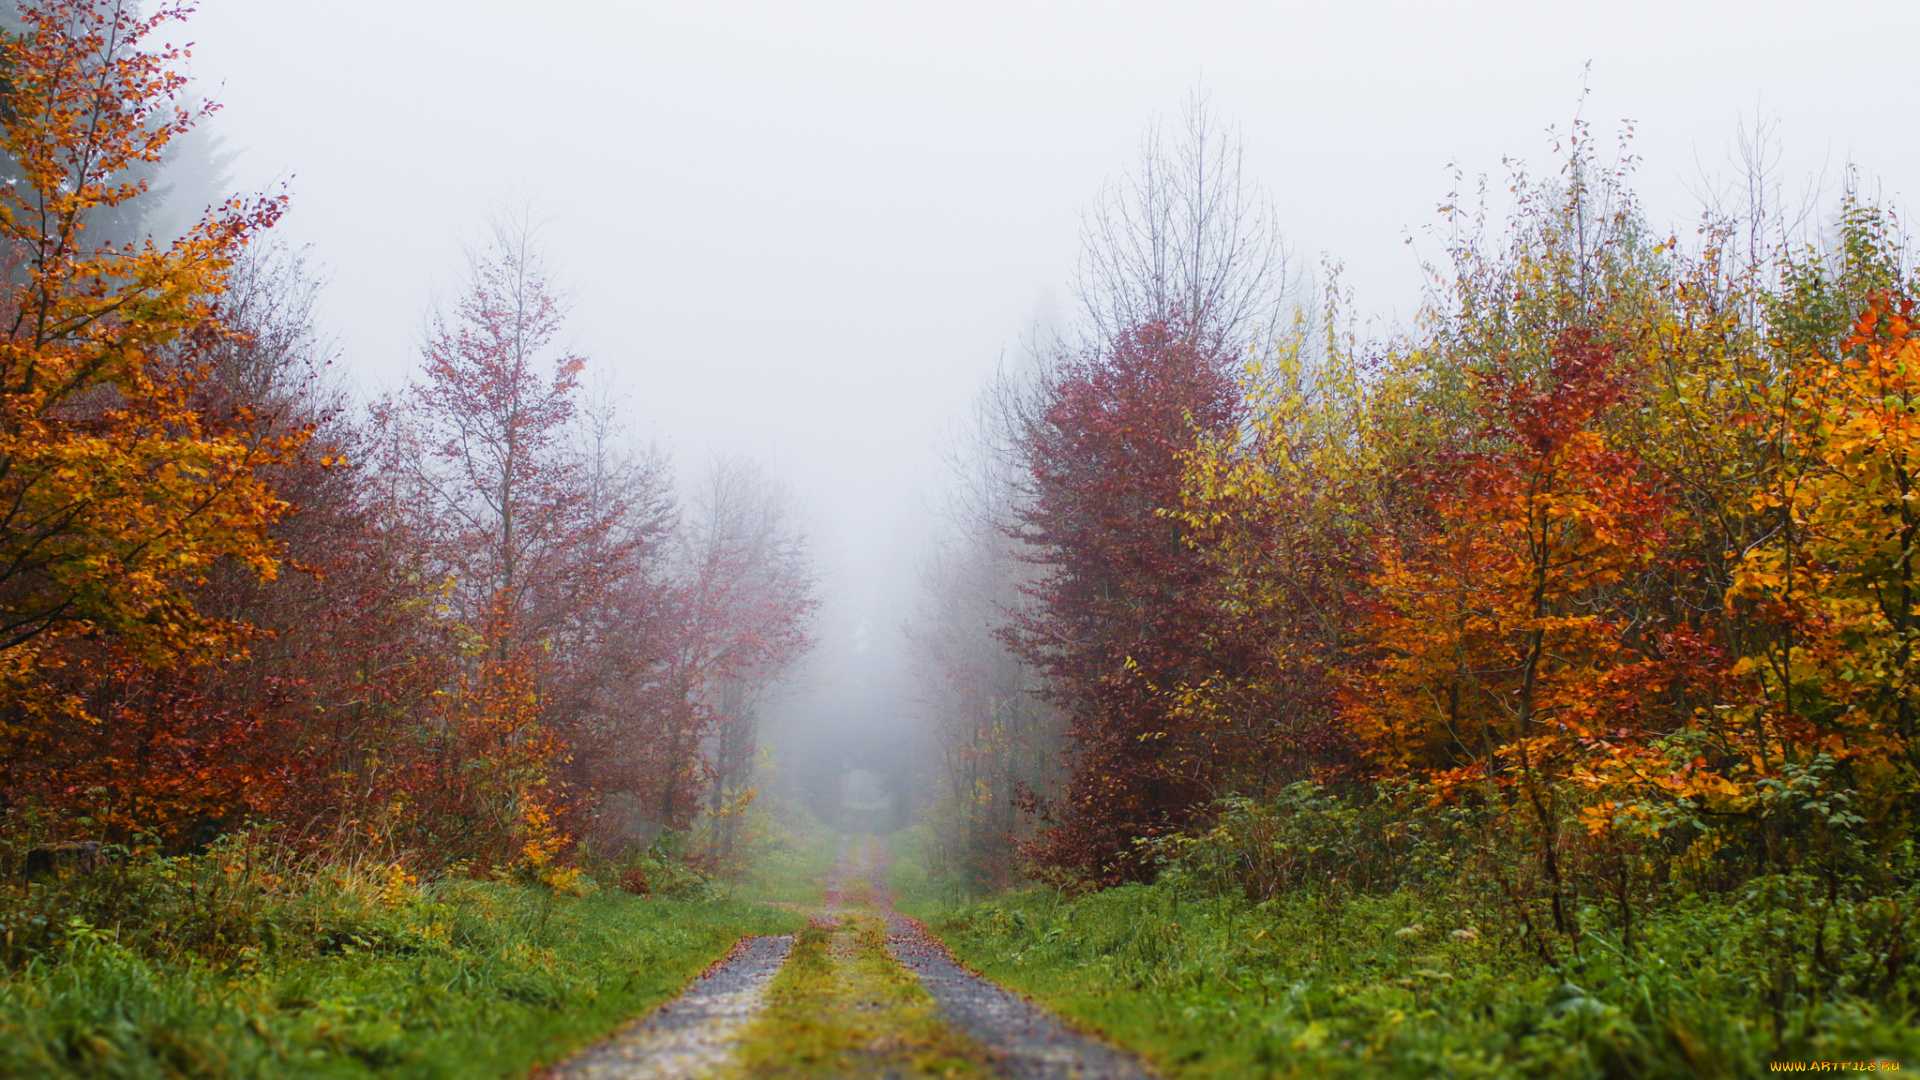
[885,913,1154,1080]
[857,835,1156,1080]
[549,933,795,1080]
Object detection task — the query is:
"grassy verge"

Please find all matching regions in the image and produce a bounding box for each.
[738,808,840,908]
[882,826,962,913]
[0,848,802,1079]
[733,912,990,1079]
[897,864,1919,1078]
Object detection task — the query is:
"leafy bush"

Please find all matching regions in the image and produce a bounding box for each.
[583,830,716,900]
[0,827,446,971]
[1139,782,1457,900]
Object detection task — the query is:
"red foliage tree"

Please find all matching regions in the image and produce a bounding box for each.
[376,215,661,865]
[1010,320,1266,882]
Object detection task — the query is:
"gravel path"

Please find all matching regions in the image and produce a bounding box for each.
[549,933,794,1080]
[884,912,1155,1080]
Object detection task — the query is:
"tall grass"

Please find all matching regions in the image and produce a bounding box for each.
[896,789,1920,1079]
[919,880,1918,1078]
[737,806,841,907]
[0,831,802,1078]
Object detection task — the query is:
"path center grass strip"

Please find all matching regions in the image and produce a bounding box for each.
[731,913,992,1080]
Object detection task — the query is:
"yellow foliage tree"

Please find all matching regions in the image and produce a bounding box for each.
[1730,299,1920,778]
[0,0,295,702]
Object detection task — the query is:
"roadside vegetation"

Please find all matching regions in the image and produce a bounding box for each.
[911,100,1920,1077]
[0,5,814,1076]
[739,810,842,909]
[0,830,803,1079]
[898,799,1919,1078]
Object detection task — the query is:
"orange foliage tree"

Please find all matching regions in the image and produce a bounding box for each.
[0,0,296,802]
[1346,332,1674,786]
[1341,330,1692,932]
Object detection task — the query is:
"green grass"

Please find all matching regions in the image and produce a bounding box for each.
[883,826,965,913]
[901,870,1920,1079]
[733,911,990,1079]
[738,809,840,908]
[0,870,802,1078]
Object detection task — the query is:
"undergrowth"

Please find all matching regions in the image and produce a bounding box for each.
[739,808,841,907]
[0,830,802,1078]
[897,787,1920,1079]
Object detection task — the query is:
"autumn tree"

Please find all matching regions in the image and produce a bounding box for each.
[538,390,678,851]
[1721,198,1920,792]
[1347,334,1668,776]
[0,0,305,838]
[1170,283,1377,793]
[0,0,292,666]
[1731,298,1920,780]
[0,247,465,845]
[1001,94,1297,882]
[667,457,814,857]
[1010,320,1253,881]
[404,211,603,656]
[382,209,643,865]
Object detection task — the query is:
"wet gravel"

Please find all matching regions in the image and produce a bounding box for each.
[555,834,1155,1080]
[884,911,1156,1080]
[549,933,794,1080]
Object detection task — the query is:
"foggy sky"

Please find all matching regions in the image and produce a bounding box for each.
[181,0,1920,788]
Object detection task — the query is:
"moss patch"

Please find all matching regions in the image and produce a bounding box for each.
[732,913,991,1080]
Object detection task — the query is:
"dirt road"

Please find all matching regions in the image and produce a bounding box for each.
[550,835,1151,1080]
